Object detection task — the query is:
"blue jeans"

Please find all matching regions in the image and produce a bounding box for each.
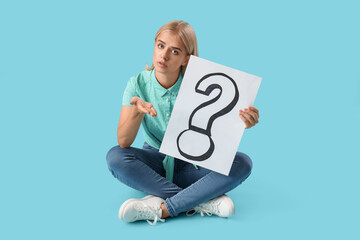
[106,142,252,217]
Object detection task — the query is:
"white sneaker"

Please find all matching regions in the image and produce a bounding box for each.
[118,195,165,225]
[186,194,235,218]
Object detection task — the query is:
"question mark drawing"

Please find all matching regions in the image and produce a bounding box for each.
[176,72,239,161]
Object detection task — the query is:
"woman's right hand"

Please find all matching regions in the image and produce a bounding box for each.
[130,97,157,117]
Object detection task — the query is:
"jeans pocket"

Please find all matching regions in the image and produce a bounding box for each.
[142,142,154,150]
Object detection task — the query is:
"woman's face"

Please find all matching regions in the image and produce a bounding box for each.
[153,31,190,76]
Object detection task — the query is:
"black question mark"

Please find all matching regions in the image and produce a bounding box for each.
[176,72,239,161]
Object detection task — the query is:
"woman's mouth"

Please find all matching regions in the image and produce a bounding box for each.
[157,61,167,68]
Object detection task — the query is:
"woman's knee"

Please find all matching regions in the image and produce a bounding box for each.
[106,145,131,171]
[230,152,253,179]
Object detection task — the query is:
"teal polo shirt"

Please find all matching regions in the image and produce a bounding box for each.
[122,69,184,181]
[122,69,182,148]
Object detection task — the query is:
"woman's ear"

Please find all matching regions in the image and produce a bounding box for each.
[182,54,191,66]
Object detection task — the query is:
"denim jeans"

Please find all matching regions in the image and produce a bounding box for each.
[106,142,252,217]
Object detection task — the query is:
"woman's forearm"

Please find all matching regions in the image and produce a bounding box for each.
[117,106,145,148]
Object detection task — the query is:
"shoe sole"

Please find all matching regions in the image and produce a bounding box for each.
[118,195,155,221]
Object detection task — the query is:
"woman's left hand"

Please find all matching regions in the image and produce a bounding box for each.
[239,106,259,129]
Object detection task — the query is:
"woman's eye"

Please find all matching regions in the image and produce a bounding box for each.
[172,50,179,55]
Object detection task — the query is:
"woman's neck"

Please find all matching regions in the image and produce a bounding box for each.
[155,69,181,89]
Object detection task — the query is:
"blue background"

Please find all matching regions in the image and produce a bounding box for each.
[1,0,359,239]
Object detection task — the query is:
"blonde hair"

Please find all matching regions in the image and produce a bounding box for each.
[145,20,199,75]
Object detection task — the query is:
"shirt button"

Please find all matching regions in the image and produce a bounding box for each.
[166,113,169,117]
[166,98,169,101]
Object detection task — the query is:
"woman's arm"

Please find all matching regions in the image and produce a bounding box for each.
[117,97,157,148]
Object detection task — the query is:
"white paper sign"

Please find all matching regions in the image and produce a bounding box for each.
[159,55,262,176]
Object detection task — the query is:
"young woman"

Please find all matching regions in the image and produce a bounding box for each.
[106,20,260,225]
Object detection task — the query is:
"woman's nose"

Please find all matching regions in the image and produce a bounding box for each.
[161,50,169,61]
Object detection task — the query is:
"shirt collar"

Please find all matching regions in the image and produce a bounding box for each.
[151,69,183,97]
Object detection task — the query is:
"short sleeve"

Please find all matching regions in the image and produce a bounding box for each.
[122,76,139,106]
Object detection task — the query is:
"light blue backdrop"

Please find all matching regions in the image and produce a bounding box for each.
[1,0,359,239]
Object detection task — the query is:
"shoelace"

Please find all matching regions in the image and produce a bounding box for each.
[135,203,165,225]
[186,200,221,217]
